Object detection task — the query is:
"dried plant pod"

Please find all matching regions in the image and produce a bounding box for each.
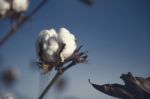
[1,68,20,86]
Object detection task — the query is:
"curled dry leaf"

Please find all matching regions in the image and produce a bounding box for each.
[89,72,150,99]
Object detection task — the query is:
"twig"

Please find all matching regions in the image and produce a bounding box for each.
[38,62,76,99]
[0,0,48,47]
[27,0,48,18]
[38,71,60,99]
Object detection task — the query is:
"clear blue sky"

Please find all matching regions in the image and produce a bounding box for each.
[0,0,150,99]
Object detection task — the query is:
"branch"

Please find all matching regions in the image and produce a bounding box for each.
[0,0,48,47]
[38,71,60,99]
[38,61,76,99]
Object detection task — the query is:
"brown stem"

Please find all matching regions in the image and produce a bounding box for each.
[38,62,76,99]
[38,71,61,99]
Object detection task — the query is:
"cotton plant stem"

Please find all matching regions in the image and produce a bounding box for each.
[38,71,61,99]
[0,0,48,47]
[38,62,76,99]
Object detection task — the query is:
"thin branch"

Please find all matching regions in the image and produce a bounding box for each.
[63,61,76,71]
[38,71,60,99]
[0,0,48,47]
[27,0,48,18]
[38,61,76,99]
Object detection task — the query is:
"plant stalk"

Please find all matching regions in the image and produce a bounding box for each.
[38,62,75,99]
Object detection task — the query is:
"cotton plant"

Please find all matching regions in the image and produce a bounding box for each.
[36,28,60,73]
[1,68,20,86]
[0,0,48,47]
[11,0,29,21]
[12,0,29,13]
[36,27,88,98]
[0,92,16,99]
[0,0,29,19]
[0,0,10,18]
[36,27,87,73]
[0,68,20,99]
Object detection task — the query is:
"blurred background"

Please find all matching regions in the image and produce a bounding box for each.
[0,0,150,99]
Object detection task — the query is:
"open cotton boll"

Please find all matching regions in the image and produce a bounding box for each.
[41,37,59,63]
[38,29,58,43]
[12,0,29,13]
[35,28,87,74]
[36,29,59,63]
[3,92,16,99]
[58,28,77,62]
[0,0,10,16]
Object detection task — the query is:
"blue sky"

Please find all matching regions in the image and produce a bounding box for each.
[0,0,150,99]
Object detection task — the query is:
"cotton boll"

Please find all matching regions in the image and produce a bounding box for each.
[36,29,59,63]
[12,0,29,13]
[38,29,58,43]
[3,92,16,99]
[58,28,77,62]
[42,37,59,63]
[0,0,10,16]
